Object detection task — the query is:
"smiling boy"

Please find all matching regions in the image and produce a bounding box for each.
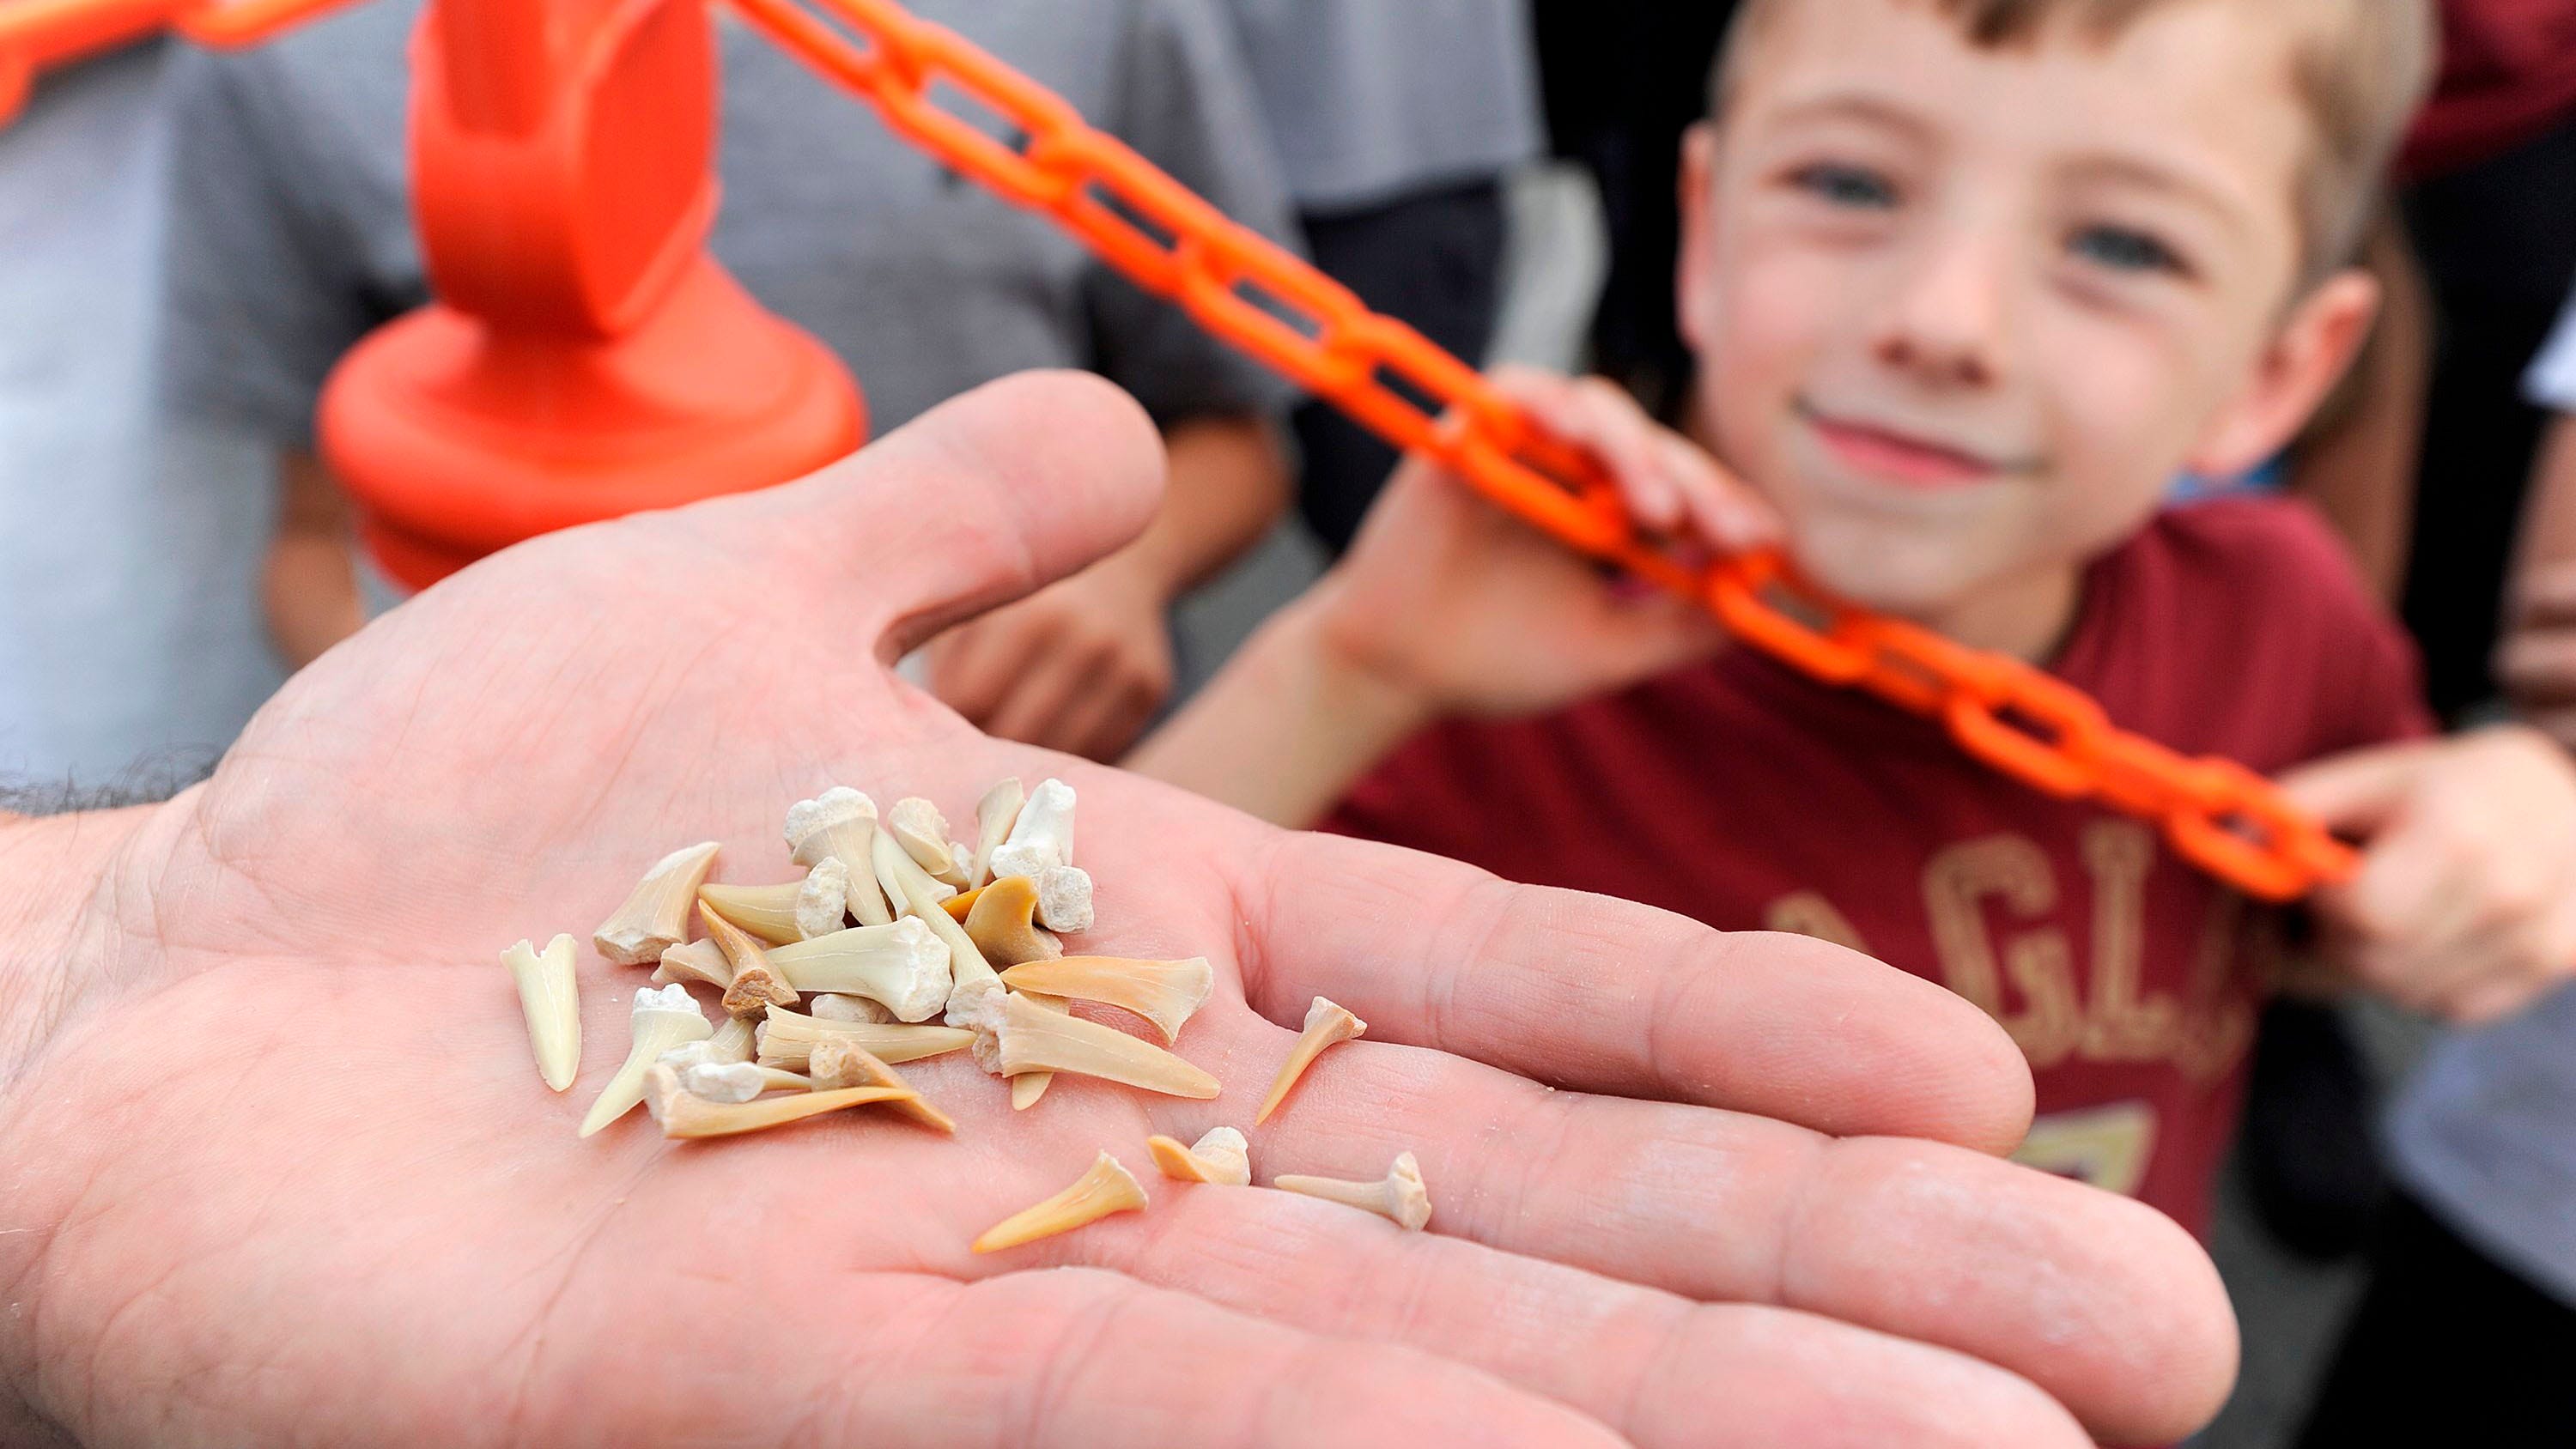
[1132,0,2576,1244]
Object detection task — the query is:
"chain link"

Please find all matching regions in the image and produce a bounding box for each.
[1,0,2363,900]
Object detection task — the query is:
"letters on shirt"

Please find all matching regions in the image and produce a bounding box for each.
[1764,821,2266,1084]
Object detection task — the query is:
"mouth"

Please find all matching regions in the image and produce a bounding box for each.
[1795,399,2032,491]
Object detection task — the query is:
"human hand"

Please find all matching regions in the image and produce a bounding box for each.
[0,373,2229,1448]
[926,549,1174,761]
[2498,561,2576,750]
[2282,724,2576,1024]
[1312,369,1779,723]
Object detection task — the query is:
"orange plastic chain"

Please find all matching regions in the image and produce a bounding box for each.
[728,0,2357,902]
[0,0,2359,902]
[0,0,352,121]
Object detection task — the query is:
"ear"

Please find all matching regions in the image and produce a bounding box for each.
[2182,269,2380,477]
[1675,123,1722,356]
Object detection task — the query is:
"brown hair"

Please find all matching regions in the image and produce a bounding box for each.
[1713,0,2436,285]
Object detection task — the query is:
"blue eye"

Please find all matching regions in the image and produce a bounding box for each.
[2070,225,2184,275]
[1791,163,1898,209]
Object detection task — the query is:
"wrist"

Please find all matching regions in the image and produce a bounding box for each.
[0,806,149,1086]
[1266,590,1439,756]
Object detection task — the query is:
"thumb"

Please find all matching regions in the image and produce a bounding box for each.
[701,369,1169,659]
[2275,739,2426,838]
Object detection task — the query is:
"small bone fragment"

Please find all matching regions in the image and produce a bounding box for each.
[652,937,733,989]
[501,935,581,1092]
[988,777,1075,881]
[787,788,893,926]
[1147,1126,1252,1186]
[969,778,1024,888]
[581,984,713,1137]
[992,991,1218,1099]
[890,797,970,888]
[999,955,1212,1044]
[964,876,1062,967]
[593,841,720,964]
[681,1061,814,1102]
[874,830,1005,1023]
[766,919,951,1021]
[807,1038,956,1133]
[756,1005,975,1070]
[650,1080,919,1139]
[695,881,804,945]
[702,905,800,1019]
[1273,1152,1432,1231]
[1255,996,1367,1125]
[811,992,896,1024]
[971,1151,1147,1253]
[1033,865,1094,933]
[795,858,852,939]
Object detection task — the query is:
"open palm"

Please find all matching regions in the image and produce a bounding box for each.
[0,374,2233,1448]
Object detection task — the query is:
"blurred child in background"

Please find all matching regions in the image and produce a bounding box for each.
[1133,0,2576,1270]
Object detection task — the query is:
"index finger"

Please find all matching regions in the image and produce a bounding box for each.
[1231,828,2036,1155]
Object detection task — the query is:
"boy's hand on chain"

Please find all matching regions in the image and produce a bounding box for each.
[2285,724,2576,1022]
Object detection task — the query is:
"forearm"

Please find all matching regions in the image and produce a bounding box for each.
[0,807,148,1087]
[0,807,151,1445]
[1126,588,1431,827]
[1115,414,1291,597]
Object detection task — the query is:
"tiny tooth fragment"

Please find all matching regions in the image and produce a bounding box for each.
[963,875,1061,967]
[581,984,713,1137]
[592,841,720,965]
[501,934,582,1092]
[1255,996,1366,1125]
[1273,1151,1432,1231]
[787,787,894,926]
[1146,1125,1251,1186]
[807,1038,957,1133]
[998,955,1212,1044]
[682,1061,813,1102]
[702,905,800,1019]
[695,881,805,945]
[651,1079,920,1139]
[992,990,1219,1099]
[1008,992,1068,1109]
[766,919,951,1022]
[890,797,970,888]
[968,778,1024,888]
[873,829,1005,1023]
[988,777,1074,882]
[652,937,733,989]
[971,1151,1147,1253]
[756,1005,975,1070]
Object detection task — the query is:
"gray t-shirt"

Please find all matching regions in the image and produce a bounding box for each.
[157,0,1300,451]
[1219,0,1541,213]
[2380,294,2576,1307]
[0,43,284,784]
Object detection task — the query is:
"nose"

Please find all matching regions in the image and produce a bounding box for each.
[1871,224,2013,390]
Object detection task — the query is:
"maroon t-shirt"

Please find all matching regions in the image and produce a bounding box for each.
[1327,499,2431,1236]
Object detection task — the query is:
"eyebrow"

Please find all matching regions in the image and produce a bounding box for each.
[1759,92,1937,143]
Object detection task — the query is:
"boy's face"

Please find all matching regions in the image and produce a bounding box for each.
[1680,0,2374,624]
